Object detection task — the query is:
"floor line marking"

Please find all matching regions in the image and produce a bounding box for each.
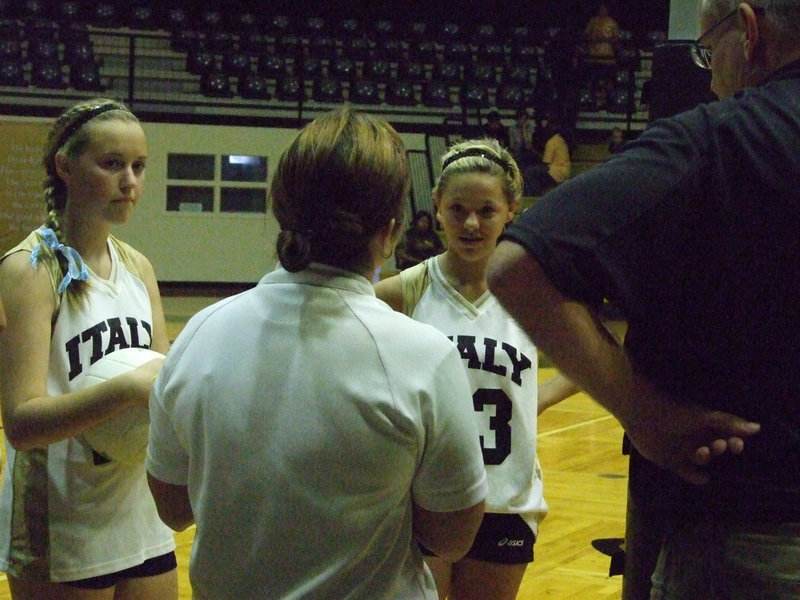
[539,415,616,438]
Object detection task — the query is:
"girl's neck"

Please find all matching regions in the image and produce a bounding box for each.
[61,212,111,270]
[438,251,489,303]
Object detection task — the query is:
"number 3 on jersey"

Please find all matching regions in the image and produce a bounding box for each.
[473,388,512,465]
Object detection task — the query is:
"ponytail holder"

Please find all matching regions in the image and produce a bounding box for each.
[31,227,89,293]
[442,148,511,173]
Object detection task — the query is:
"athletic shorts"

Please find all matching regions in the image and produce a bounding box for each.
[422,513,535,564]
[64,552,177,590]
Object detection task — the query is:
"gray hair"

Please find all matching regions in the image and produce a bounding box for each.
[700,0,800,45]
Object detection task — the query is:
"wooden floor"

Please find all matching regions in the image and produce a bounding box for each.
[0,293,629,599]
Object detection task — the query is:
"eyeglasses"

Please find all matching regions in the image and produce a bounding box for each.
[690,6,764,70]
[690,9,737,69]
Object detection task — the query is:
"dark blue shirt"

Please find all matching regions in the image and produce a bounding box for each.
[505,59,800,520]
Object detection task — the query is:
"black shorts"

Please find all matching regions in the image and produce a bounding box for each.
[64,552,177,590]
[421,513,535,564]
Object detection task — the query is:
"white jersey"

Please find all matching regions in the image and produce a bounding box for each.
[147,263,487,600]
[405,257,547,534]
[0,232,175,582]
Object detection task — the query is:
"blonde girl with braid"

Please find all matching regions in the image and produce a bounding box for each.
[376,138,575,600]
[0,98,177,599]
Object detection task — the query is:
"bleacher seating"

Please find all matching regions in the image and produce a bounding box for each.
[0,0,660,133]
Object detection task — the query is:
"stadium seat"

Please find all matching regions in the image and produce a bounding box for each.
[92,2,116,27]
[469,63,497,86]
[496,84,526,110]
[386,80,418,106]
[64,40,96,67]
[70,62,104,91]
[433,61,462,86]
[32,62,66,89]
[422,80,453,108]
[258,54,288,79]
[502,63,534,86]
[312,77,344,103]
[363,59,392,83]
[461,83,489,108]
[275,76,303,102]
[343,36,371,61]
[206,30,235,53]
[222,51,252,77]
[201,70,233,97]
[299,57,323,79]
[187,49,216,75]
[0,38,22,62]
[238,74,271,100]
[0,60,26,87]
[607,87,633,114]
[330,57,356,80]
[349,79,380,105]
[130,4,158,30]
[29,39,59,63]
[374,38,404,62]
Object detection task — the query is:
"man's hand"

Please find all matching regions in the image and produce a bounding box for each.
[616,374,761,485]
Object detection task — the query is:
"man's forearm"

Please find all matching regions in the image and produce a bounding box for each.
[488,240,761,485]
[487,241,634,418]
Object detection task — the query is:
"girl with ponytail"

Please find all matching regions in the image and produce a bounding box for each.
[0,98,177,599]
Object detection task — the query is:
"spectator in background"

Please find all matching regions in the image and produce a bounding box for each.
[523,112,571,197]
[484,110,510,149]
[608,126,627,154]
[508,108,537,168]
[584,2,621,109]
[394,209,444,270]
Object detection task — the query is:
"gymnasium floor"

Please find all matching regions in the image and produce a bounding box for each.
[0,291,628,599]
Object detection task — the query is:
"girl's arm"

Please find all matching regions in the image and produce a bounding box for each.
[537,371,580,414]
[0,252,160,450]
[374,273,404,312]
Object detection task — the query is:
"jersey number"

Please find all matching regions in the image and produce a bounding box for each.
[473,388,512,465]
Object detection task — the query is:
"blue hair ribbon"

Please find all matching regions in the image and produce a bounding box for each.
[30,227,89,293]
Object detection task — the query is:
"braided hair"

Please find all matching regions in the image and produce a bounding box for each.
[40,98,138,296]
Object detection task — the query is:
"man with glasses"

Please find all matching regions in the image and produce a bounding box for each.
[487,1,800,598]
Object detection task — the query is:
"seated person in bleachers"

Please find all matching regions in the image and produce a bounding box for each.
[608,126,627,154]
[394,210,444,270]
[509,108,537,167]
[484,110,510,149]
[523,113,571,196]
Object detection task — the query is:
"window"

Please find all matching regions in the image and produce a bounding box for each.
[166,153,268,214]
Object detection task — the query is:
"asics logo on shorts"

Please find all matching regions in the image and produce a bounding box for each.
[498,538,525,547]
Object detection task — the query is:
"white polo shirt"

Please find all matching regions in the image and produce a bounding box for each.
[147,263,487,600]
